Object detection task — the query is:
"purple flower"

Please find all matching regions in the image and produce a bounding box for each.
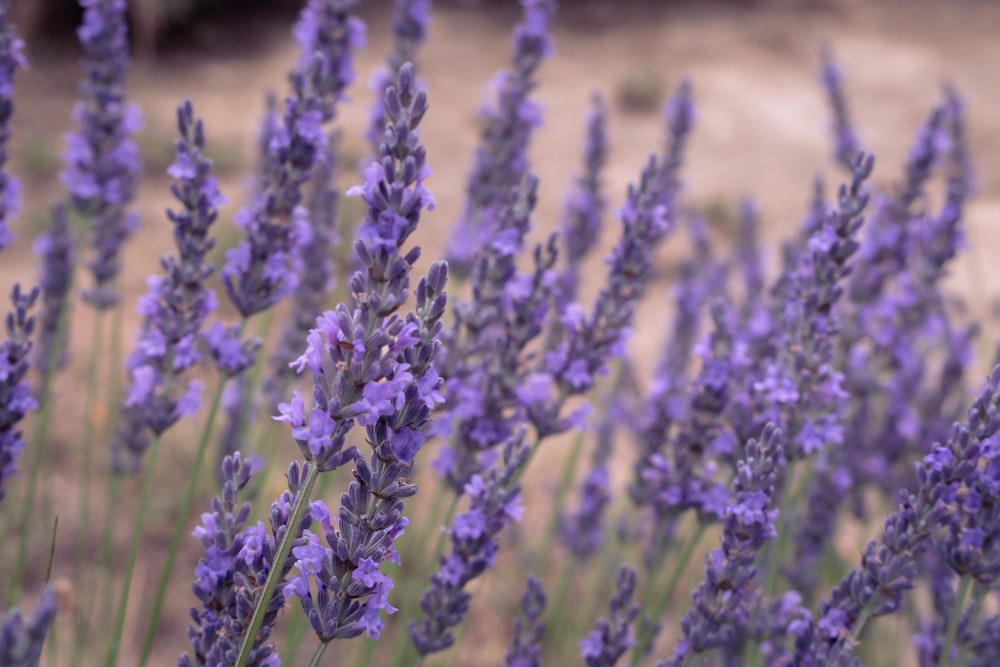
[33,205,75,379]
[504,576,547,667]
[263,64,446,654]
[112,102,225,471]
[182,456,312,667]
[410,434,529,655]
[555,92,608,308]
[820,46,862,172]
[64,0,141,309]
[446,0,557,278]
[662,424,783,665]
[367,0,430,153]
[0,285,39,503]
[0,0,24,250]
[0,585,58,665]
[580,566,639,667]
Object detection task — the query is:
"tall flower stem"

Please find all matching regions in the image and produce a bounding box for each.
[307,640,331,667]
[938,575,972,667]
[137,371,233,667]
[631,522,708,665]
[104,432,163,667]
[954,583,987,667]
[234,463,320,667]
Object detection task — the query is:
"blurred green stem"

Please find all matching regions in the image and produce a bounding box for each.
[954,582,987,667]
[308,641,330,667]
[105,432,163,667]
[939,575,971,667]
[534,430,587,566]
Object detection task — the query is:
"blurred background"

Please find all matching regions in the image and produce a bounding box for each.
[4,0,1000,664]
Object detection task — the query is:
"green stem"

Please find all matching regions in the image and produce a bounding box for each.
[234,464,320,667]
[137,375,230,667]
[954,582,987,667]
[104,432,163,667]
[307,641,331,667]
[630,522,707,666]
[938,575,972,667]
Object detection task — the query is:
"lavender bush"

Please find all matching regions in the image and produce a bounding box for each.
[0,2,998,667]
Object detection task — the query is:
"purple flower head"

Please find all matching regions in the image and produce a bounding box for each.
[580,565,640,667]
[0,0,24,250]
[33,204,75,379]
[270,65,446,655]
[293,0,366,122]
[221,10,364,320]
[367,0,431,153]
[504,575,547,667]
[182,457,312,667]
[797,365,1000,662]
[555,92,608,308]
[112,102,225,471]
[0,585,58,665]
[0,284,39,503]
[664,424,784,665]
[265,132,342,407]
[410,433,530,655]
[64,0,142,309]
[446,0,556,278]
[820,45,862,172]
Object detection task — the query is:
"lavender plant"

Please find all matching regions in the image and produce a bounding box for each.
[0,285,38,503]
[64,0,141,310]
[2,3,1000,667]
[0,0,23,251]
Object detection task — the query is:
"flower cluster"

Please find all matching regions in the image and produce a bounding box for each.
[0,586,58,665]
[446,0,557,277]
[113,101,225,472]
[504,575,548,667]
[182,455,314,667]
[0,284,38,503]
[662,424,784,665]
[367,0,431,153]
[32,205,75,380]
[410,432,529,655]
[63,0,141,309]
[0,0,24,250]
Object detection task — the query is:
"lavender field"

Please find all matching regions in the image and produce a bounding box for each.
[2,1,1000,666]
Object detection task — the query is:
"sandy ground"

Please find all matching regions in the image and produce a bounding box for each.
[3,0,1000,665]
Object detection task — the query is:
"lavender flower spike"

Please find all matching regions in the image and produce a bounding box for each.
[64,0,141,309]
[367,0,431,153]
[793,365,1000,663]
[113,101,225,472]
[182,456,314,667]
[505,575,547,667]
[0,0,24,250]
[446,0,557,278]
[820,45,861,172]
[273,62,447,646]
[410,432,529,655]
[580,565,640,667]
[661,424,784,666]
[0,284,39,503]
[33,204,75,380]
[556,91,608,308]
[0,586,58,665]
